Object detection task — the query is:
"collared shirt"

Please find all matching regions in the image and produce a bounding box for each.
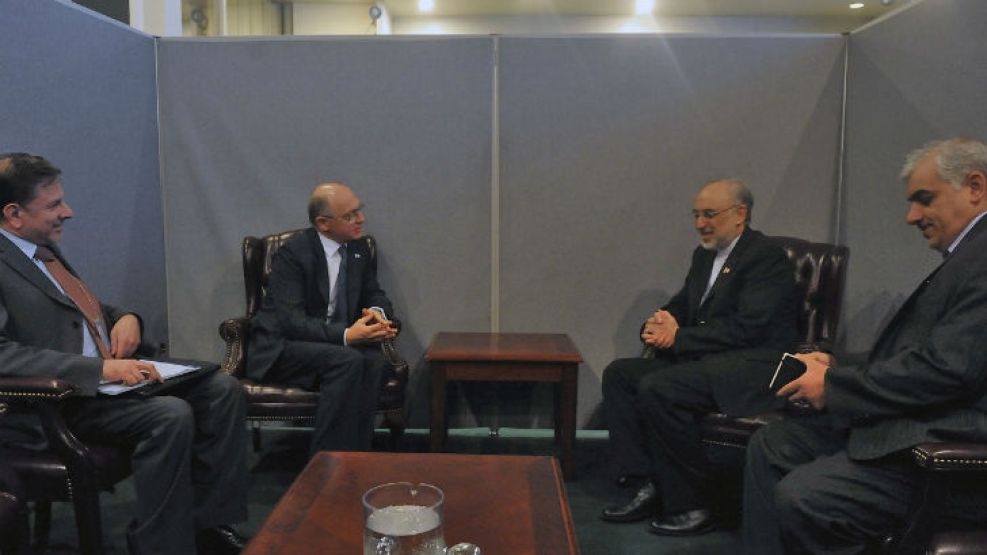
[318,232,344,320]
[0,227,104,357]
[946,210,987,255]
[702,232,742,305]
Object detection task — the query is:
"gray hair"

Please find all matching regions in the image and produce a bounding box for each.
[706,178,754,224]
[900,138,987,190]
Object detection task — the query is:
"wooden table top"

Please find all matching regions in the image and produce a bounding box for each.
[243,452,580,555]
[425,332,583,363]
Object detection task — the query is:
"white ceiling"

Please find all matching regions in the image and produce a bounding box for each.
[302,0,915,18]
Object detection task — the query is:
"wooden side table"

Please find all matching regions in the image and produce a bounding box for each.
[425,332,583,479]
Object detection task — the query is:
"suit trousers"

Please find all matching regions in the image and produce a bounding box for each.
[742,414,919,555]
[270,340,387,455]
[62,371,248,555]
[603,354,724,513]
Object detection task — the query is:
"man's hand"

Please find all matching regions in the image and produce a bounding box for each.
[776,353,830,410]
[109,314,141,359]
[345,309,398,345]
[102,359,161,385]
[641,310,679,349]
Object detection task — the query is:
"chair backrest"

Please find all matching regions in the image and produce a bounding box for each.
[242,229,378,317]
[769,236,849,350]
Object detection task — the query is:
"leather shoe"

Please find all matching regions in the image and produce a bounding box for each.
[648,509,715,536]
[196,525,248,555]
[600,482,658,523]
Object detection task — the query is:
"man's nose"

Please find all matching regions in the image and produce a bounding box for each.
[905,204,921,225]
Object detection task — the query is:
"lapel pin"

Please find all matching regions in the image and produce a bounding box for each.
[722,267,731,274]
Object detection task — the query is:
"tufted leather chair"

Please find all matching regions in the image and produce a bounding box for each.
[879,443,987,554]
[219,230,408,450]
[0,382,132,555]
[691,236,850,450]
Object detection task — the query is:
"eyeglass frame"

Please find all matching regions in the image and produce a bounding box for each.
[317,204,365,224]
[691,204,741,221]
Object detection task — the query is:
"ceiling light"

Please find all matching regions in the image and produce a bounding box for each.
[634,0,654,15]
[418,0,435,13]
[849,2,865,8]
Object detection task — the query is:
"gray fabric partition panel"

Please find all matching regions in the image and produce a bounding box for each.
[0,0,165,344]
[843,0,987,353]
[499,35,846,427]
[157,38,494,426]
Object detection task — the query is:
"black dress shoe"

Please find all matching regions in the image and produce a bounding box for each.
[648,509,715,536]
[196,525,248,555]
[615,474,646,487]
[600,482,659,523]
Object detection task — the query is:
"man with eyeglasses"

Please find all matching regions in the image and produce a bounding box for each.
[247,182,398,455]
[600,179,798,537]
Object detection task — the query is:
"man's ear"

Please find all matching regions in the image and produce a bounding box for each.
[966,170,987,203]
[1,203,20,226]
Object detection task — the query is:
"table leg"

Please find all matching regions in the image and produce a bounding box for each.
[558,363,578,480]
[430,363,448,452]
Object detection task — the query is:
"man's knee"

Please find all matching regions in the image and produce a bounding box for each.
[774,473,816,533]
[145,397,195,443]
[602,358,644,396]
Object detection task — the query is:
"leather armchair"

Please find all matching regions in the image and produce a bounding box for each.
[0,380,132,555]
[880,443,987,554]
[692,236,850,450]
[219,230,408,451]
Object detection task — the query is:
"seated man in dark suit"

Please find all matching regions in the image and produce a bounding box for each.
[743,138,987,554]
[0,153,248,555]
[247,182,398,455]
[600,179,798,536]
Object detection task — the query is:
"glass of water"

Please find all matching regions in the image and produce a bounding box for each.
[362,482,480,555]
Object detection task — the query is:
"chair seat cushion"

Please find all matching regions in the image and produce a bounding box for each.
[241,377,405,420]
[700,411,788,448]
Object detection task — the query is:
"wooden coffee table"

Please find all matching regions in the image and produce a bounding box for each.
[425,332,583,479]
[243,451,580,554]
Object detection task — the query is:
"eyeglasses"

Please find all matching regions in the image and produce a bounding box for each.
[320,205,364,224]
[691,204,739,221]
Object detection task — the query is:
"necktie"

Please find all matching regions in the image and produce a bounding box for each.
[331,245,348,324]
[34,246,111,358]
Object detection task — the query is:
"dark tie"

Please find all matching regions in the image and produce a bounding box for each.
[331,245,348,324]
[34,246,111,358]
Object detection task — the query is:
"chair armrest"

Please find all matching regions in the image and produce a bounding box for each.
[911,442,987,472]
[0,377,101,484]
[0,377,75,404]
[219,317,250,378]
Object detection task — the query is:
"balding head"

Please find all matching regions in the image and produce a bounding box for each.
[307,182,353,225]
[692,178,752,250]
[308,181,366,243]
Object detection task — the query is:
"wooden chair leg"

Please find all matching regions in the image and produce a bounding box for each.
[32,500,51,553]
[384,410,406,451]
[72,486,105,555]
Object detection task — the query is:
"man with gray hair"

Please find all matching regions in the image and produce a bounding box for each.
[600,179,798,536]
[743,138,987,553]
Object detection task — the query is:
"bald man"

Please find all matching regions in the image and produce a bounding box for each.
[247,183,398,455]
[600,179,798,536]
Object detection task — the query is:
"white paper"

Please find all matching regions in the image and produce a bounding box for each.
[97,360,202,395]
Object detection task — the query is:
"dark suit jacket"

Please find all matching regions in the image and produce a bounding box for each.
[828,215,987,460]
[646,228,799,415]
[246,228,395,381]
[0,233,133,443]
[660,227,798,357]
